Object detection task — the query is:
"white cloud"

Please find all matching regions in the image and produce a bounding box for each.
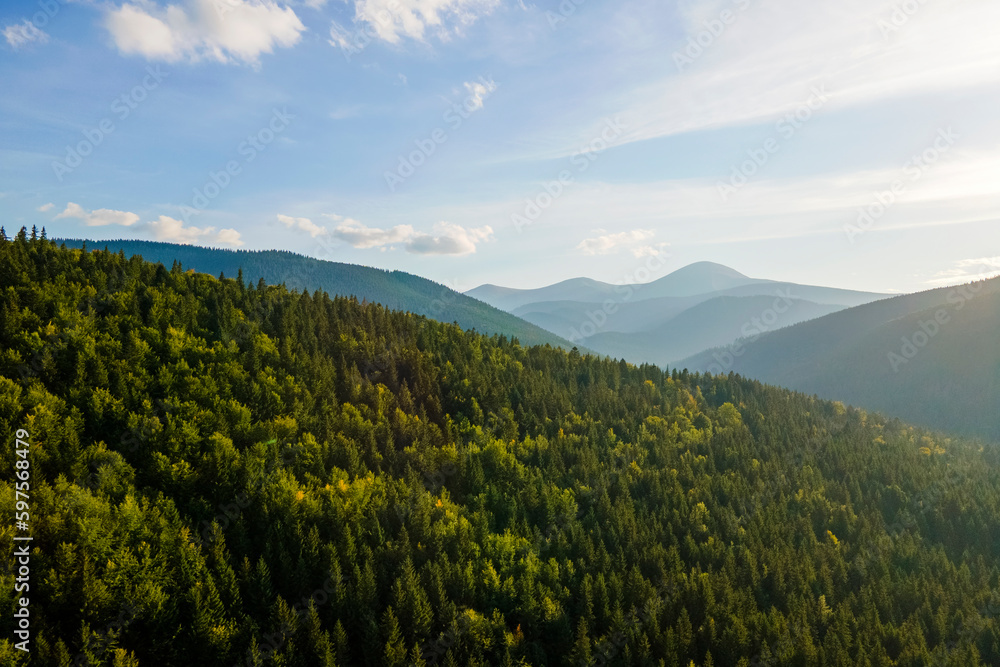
[463,78,497,111]
[632,242,671,258]
[331,218,414,249]
[53,202,241,246]
[37,203,54,212]
[147,215,243,246]
[615,0,1000,145]
[277,214,328,238]
[329,217,491,255]
[105,0,306,66]
[4,20,49,49]
[405,221,493,255]
[335,0,498,46]
[55,202,140,227]
[928,257,1000,286]
[577,229,656,255]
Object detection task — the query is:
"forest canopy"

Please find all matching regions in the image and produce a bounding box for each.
[1,230,999,666]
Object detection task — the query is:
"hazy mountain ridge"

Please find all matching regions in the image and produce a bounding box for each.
[679,275,1000,440]
[470,261,888,365]
[56,238,574,350]
[467,261,768,310]
[581,295,845,366]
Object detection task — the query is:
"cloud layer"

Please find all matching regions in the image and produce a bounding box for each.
[105,0,305,65]
[614,0,1000,145]
[278,214,493,255]
[54,203,242,246]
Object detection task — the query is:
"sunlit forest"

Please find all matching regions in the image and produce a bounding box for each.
[2,229,999,666]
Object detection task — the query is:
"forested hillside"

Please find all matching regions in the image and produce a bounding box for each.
[55,238,571,351]
[2,231,1000,666]
[679,276,1000,440]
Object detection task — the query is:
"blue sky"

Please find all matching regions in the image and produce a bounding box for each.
[1,0,998,294]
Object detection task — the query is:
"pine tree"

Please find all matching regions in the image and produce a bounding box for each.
[571,617,592,666]
[382,607,408,667]
[410,643,427,667]
[332,620,350,666]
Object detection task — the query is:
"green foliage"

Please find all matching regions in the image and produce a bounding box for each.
[2,234,1000,666]
[55,238,573,351]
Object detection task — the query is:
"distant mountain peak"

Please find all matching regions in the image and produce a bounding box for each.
[667,261,751,279]
[643,261,762,297]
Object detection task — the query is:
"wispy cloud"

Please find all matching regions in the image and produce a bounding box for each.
[927,257,1000,286]
[334,218,493,255]
[331,0,499,47]
[4,20,48,49]
[285,214,493,255]
[577,229,659,256]
[614,0,1000,145]
[104,0,305,66]
[37,203,54,212]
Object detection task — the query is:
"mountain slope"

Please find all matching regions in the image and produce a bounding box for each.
[680,276,1000,439]
[56,238,572,350]
[3,234,1000,666]
[511,282,884,340]
[581,295,844,365]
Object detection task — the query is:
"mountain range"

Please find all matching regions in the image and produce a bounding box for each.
[467,262,889,366]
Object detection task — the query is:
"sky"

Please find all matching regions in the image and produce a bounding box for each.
[1,0,999,295]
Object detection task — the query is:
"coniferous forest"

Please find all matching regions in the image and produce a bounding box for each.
[3,231,1000,666]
